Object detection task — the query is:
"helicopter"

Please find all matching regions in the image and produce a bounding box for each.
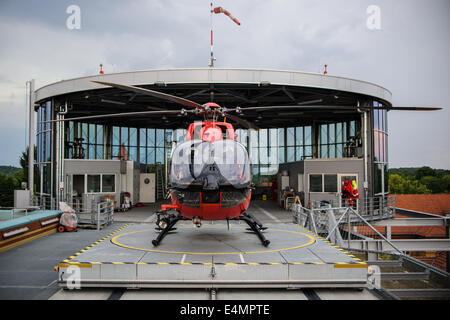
[79,80,270,247]
[46,79,441,247]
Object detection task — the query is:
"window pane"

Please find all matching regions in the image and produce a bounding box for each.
[287,146,295,162]
[112,146,120,159]
[89,124,96,144]
[310,174,322,192]
[304,145,312,159]
[296,127,303,146]
[147,128,155,146]
[147,148,155,164]
[156,147,164,164]
[287,127,295,146]
[129,128,137,146]
[96,145,103,159]
[251,147,259,164]
[259,129,267,148]
[320,145,328,158]
[129,146,137,161]
[336,123,343,143]
[101,174,115,192]
[278,147,285,164]
[156,129,164,147]
[320,125,328,144]
[87,175,100,193]
[140,147,147,164]
[278,128,285,147]
[112,126,120,145]
[121,127,128,145]
[88,144,95,159]
[374,164,382,194]
[374,109,379,131]
[295,146,303,161]
[324,174,337,192]
[329,144,336,158]
[140,128,147,147]
[304,126,311,145]
[269,128,277,148]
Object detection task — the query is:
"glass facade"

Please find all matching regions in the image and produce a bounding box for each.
[36,101,52,194]
[373,101,389,195]
[37,98,388,200]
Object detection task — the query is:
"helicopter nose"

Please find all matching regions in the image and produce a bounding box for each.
[203,174,219,190]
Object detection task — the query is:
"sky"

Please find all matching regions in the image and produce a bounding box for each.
[0,0,448,169]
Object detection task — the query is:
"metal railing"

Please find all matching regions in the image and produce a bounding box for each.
[292,202,450,279]
[31,194,114,230]
[307,195,395,221]
[0,208,30,221]
[32,195,58,210]
[72,195,114,230]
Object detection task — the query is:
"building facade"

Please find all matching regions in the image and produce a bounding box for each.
[32,68,392,211]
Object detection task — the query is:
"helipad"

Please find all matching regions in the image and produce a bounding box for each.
[57,222,368,289]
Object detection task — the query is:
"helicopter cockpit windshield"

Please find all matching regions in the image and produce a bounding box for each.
[170,139,251,189]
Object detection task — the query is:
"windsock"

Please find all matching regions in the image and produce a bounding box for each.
[213,6,241,25]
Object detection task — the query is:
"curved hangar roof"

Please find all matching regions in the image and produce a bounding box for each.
[34,68,392,129]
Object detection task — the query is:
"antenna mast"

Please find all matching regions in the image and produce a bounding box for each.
[209,2,215,67]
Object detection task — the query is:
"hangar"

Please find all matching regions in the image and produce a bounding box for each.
[31,68,391,213]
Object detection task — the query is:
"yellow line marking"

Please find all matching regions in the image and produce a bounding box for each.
[334,263,367,269]
[110,225,316,255]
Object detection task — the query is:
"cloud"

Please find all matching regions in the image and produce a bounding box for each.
[0,0,448,168]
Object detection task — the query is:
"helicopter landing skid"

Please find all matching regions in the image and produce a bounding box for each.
[152,211,183,247]
[239,212,270,247]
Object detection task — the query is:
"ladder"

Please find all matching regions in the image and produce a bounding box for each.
[156,164,165,200]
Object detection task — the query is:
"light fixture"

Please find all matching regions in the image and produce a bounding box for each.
[101,98,126,105]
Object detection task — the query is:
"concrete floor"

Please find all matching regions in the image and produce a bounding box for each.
[0,199,378,300]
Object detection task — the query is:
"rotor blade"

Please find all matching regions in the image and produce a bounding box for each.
[91,81,205,110]
[385,106,442,111]
[230,105,360,112]
[40,109,190,123]
[223,112,260,130]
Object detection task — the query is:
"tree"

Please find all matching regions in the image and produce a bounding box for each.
[388,173,431,194]
[19,146,39,191]
[0,173,20,207]
[416,166,436,180]
[420,175,445,194]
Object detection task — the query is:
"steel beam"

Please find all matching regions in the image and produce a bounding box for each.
[349,239,450,252]
[388,289,450,299]
[372,218,447,227]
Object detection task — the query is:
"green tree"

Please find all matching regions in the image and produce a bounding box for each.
[388,173,431,194]
[19,146,39,191]
[420,175,445,194]
[0,173,20,207]
[416,166,436,180]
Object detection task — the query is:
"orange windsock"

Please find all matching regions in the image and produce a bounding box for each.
[213,6,241,25]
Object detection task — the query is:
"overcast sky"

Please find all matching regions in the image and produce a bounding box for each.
[0,0,448,169]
